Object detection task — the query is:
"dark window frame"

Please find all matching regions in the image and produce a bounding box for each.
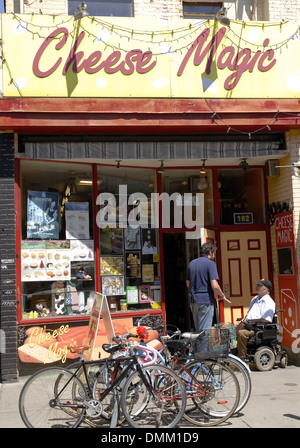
[277,247,294,275]
[182,2,223,19]
[68,0,134,18]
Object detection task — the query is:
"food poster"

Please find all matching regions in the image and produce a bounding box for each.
[18,315,160,373]
[142,264,154,283]
[65,202,90,240]
[27,190,59,239]
[101,275,125,296]
[100,257,124,275]
[21,240,71,281]
[124,226,141,250]
[125,251,141,278]
[99,227,123,255]
[70,239,94,261]
[139,285,151,304]
[142,228,157,254]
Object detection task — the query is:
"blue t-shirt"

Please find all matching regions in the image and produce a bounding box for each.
[187,255,219,304]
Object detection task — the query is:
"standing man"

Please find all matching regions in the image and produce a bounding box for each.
[186,242,229,351]
[236,279,275,359]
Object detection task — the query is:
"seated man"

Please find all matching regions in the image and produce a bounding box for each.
[236,279,275,359]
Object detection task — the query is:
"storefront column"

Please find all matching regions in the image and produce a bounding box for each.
[0,132,18,383]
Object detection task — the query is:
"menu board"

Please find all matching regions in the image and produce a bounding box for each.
[65,202,90,240]
[21,240,71,282]
[126,286,139,304]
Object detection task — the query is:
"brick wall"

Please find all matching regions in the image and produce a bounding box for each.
[5,0,66,14]
[0,132,18,383]
[268,0,300,22]
[134,0,182,18]
[4,0,300,21]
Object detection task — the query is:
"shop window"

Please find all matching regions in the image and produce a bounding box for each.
[162,168,214,226]
[277,248,294,275]
[217,168,265,225]
[20,160,95,319]
[68,0,133,17]
[182,2,223,19]
[97,165,161,313]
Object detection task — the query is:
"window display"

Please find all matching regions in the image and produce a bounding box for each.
[19,160,162,320]
[20,160,95,320]
[97,165,161,313]
[21,258,95,319]
[99,226,160,312]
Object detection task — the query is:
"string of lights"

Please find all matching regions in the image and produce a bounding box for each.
[206,107,282,138]
[9,12,300,55]
[203,103,300,138]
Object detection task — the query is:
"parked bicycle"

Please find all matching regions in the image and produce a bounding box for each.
[137,315,251,416]
[18,338,187,429]
[136,316,242,427]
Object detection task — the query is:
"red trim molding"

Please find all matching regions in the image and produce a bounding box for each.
[0,98,299,134]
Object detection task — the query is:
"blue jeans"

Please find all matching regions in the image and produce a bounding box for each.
[190,302,214,354]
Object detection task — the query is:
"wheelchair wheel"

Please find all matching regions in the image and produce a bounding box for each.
[253,347,275,371]
[279,351,288,368]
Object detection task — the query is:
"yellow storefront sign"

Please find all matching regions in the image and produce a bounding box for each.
[1,13,300,98]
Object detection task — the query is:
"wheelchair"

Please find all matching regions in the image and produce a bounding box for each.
[244,309,288,371]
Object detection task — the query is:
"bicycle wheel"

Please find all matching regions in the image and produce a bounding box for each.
[181,359,240,427]
[91,363,125,427]
[120,364,186,428]
[61,362,113,427]
[221,355,252,413]
[19,367,87,428]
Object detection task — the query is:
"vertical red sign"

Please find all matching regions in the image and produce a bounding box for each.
[275,211,299,347]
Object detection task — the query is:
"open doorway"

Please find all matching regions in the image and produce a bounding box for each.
[163,232,201,331]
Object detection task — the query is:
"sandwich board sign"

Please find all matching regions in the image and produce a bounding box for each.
[84,292,115,360]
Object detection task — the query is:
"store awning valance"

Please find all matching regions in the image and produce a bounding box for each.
[22,134,287,161]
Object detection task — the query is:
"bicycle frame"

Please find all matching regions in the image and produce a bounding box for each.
[138,340,226,400]
[53,353,175,414]
[173,354,226,396]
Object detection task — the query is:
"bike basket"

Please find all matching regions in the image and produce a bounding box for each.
[213,322,237,349]
[191,327,231,360]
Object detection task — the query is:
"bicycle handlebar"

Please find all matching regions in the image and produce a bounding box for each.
[137,313,151,326]
[107,334,159,367]
[132,344,158,367]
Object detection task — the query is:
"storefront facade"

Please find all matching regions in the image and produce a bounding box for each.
[1,11,300,381]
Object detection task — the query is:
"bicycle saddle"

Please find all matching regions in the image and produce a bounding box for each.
[182,331,205,340]
[67,345,90,354]
[102,343,121,354]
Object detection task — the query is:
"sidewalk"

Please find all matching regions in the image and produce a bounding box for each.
[0,365,299,428]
